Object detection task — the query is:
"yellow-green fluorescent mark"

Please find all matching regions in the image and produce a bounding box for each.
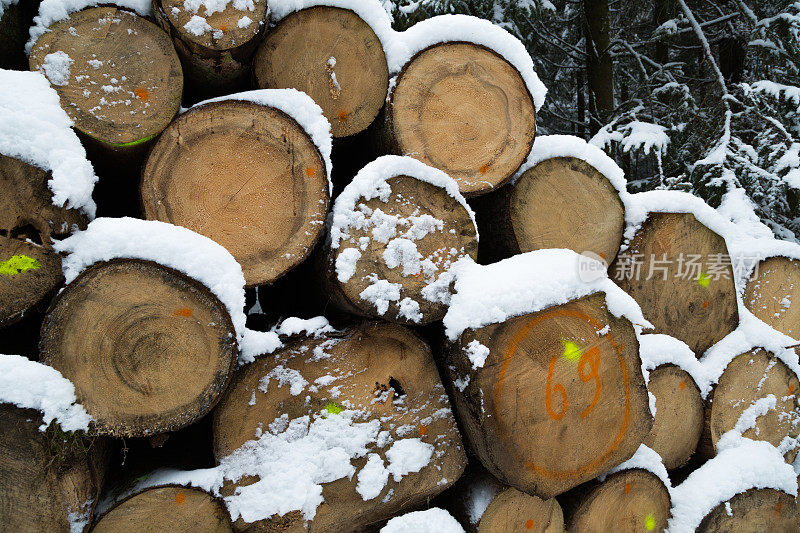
[697,272,711,288]
[0,255,40,275]
[561,339,583,361]
[323,402,343,416]
[644,513,656,531]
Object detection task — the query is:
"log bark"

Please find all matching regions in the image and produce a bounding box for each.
[92,485,232,532]
[28,6,182,153]
[385,42,536,197]
[0,404,107,533]
[39,259,238,437]
[320,175,478,325]
[643,364,704,470]
[253,7,389,138]
[212,322,467,531]
[152,0,268,101]
[697,488,797,532]
[470,156,624,264]
[700,348,800,463]
[743,256,800,340]
[445,292,652,498]
[609,212,739,355]
[141,99,330,287]
[560,469,671,532]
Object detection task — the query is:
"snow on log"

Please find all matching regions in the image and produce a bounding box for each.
[610,211,739,356]
[28,5,182,152]
[744,256,800,340]
[442,250,653,498]
[700,348,800,463]
[152,0,268,99]
[321,156,477,325]
[39,218,244,437]
[0,354,106,533]
[141,90,331,287]
[254,2,390,138]
[210,322,466,531]
[381,508,465,533]
[472,136,627,265]
[92,486,232,532]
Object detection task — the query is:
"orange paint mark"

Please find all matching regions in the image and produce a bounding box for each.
[775,501,783,516]
[545,354,567,420]
[525,519,534,529]
[134,87,150,102]
[702,300,709,309]
[789,383,795,394]
[218,24,229,32]
[578,346,602,419]
[624,482,631,494]
[174,308,192,317]
[479,164,489,174]
[599,252,606,260]
[419,424,428,436]
[679,380,686,390]
[305,166,316,177]
[175,492,185,505]
[337,109,349,122]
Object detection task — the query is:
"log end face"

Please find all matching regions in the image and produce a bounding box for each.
[744,256,800,340]
[697,488,797,533]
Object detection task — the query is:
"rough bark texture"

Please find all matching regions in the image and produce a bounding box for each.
[39,259,238,437]
[743,256,800,340]
[212,322,467,532]
[445,293,652,498]
[385,42,536,197]
[253,6,389,138]
[141,100,329,287]
[0,404,107,533]
[609,212,739,356]
[697,488,798,532]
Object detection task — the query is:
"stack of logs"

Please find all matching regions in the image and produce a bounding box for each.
[1,0,800,531]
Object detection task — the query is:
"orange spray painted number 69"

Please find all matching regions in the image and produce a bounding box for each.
[546,346,602,421]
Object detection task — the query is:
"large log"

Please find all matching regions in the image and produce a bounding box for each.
[212,322,467,531]
[610,212,739,355]
[385,42,536,196]
[152,0,268,100]
[28,6,182,153]
[701,348,800,463]
[39,259,238,437]
[697,488,797,532]
[642,364,704,470]
[141,99,329,287]
[0,404,107,533]
[92,486,232,532]
[471,156,624,264]
[445,292,652,498]
[253,6,389,138]
[744,256,800,339]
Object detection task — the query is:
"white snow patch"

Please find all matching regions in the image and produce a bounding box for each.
[184,14,213,35]
[335,247,361,282]
[638,334,711,396]
[356,453,389,500]
[238,15,252,27]
[381,508,465,533]
[465,340,489,369]
[41,51,73,86]
[385,437,433,481]
[600,444,671,490]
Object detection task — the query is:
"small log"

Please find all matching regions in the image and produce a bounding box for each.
[697,488,797,532]
[141,100,329,287]
[385,42,536,196]
[321,174,478,325]
[471,157,624,264]
[253,6,389,138]
[152,0,268,101]
[92,485,232,532]
[744,256,800,339]
[212,322,467,531]
[39,259,238,437]
[610,212,739,355]
[0,404,107,533]
[560,469,671,532]
[28,6,182,152]
[701,348,800,463]
[643,364,704,470]
[445,292,652,498]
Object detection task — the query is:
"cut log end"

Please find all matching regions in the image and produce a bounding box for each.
[157,0,267,51]
[643,364,704,470]
[610,212,739,355]
[448,293,652,497]
[697,488,797,532]
[141,100,329,287]
[29,6,183,149]
[479,488,564,533]
[744,256,800,339]
[39,259,238,437]
[92,486,232,532]
[254,6,389,138]
[389,42,535,196]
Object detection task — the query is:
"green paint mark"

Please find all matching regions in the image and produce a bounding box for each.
[0,254,41,275]
[562,339,583,361]
[323,402,343,416]
[644,513,656,531]
[697,272,711,288]
[112,133,157,148]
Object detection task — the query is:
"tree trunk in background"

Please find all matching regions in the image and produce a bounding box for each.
[653,0,672,65]
[583,0,613,135]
